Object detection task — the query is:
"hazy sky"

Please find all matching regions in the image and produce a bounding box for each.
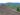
[0,0,20,3]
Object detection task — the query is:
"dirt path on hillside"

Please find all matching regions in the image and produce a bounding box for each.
[0,8,20,15]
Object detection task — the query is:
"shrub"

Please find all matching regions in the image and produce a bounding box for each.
[17,7,19,12]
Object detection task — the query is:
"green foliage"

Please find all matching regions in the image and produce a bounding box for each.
[17,7,19,11]
[17,7,20,12]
